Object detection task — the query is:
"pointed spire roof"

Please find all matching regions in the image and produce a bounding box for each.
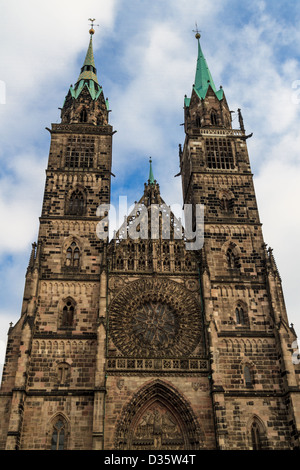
[76,35,99,86]
[185,33,224,107]
[67,28,104,101]
[148,157,155,184]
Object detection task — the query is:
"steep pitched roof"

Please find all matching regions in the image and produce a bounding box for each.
[185,34,224,107]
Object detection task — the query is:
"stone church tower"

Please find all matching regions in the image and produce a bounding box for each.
[0,28,300,450]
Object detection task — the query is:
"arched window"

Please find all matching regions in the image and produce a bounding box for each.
[66,189,85,216]
[163,242,169,254]
[138,259,145,271]
[251,422,261,450]
[65,241,80,268]
[195,115,201,127]
[80,108,87,123]
[185,256,194,271]
[116,256,124,270]
[211,110,218,126]
[220,195,234,213]
[163,258,170,271]
[236,305,245,325]
[226,247,239,269]
[128,257,134,270]
[51,417,66,450]
[61,300,75,328]
[128,242,135,254]
[250,419,267,450]
[244,365,253,388]
[175,259,181,271]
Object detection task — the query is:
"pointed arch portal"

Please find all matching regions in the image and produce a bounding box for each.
[115,380,202,450]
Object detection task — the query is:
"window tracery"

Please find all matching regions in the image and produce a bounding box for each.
[60,299,75,328]
[66,189,86,216]
[65,241,80,268]
[51,417,67,450]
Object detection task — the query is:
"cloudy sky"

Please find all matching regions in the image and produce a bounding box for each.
[0,0,300,376]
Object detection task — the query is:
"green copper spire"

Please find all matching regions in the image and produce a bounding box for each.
[185,33,223,107]
[76,35,99,85]
[148,157,155,184]
[70,29,103,101]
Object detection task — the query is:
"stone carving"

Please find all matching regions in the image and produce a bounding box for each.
[132,403,184,450]
[115,380,202,450]
[133,302,178,349]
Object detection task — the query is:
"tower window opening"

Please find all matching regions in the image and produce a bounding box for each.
[65,136,94,169]
[195,115,201,127]
[61,301,75,328]
[251,421,263,450]
[65,241,80,269]
[51,418,66,450]
[80,108,87,123]
[236,306,245,325]
[67,189,85,216]
[206,138,234,170]
[226,247,239,269]
[220,196,234,213]
[244,365,253,388]
[210,110,218,126]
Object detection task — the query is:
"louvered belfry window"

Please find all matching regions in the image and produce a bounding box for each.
[205,137,234,169]
[65,136,94,169]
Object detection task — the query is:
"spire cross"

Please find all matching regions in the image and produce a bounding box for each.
[193,23,201,39]
[88,18,99,35]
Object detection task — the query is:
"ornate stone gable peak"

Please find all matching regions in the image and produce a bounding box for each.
[112,182,184,244]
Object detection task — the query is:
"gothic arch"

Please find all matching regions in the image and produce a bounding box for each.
[65,185,87,216]
[62,236,82,270]
[222,240,241,270]
[48,413,70,450]
[246,415,268,450]
[115,380,203,450]
[218,189,234,213]
[58,296,76,328]
[240,359,256,388]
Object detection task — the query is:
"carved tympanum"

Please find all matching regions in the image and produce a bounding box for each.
[132,402,184,450]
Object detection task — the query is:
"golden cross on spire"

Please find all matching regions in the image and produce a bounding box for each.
[193,22,201,39]
[88,18,99,35]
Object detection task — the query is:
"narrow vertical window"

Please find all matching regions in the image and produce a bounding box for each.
[61,300,75,327]
[67,190,85,216]
[211,110,218,126]
[65,242,80,269]
[220,195,234,213]
[251,422,262,450]
[226,247,239,269]
[80,108,87,123]
[244,365,253,387]
[236,306,245,325]
[51,419,66,450]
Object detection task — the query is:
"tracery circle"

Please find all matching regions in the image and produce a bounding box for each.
[109,278,202,357]
[132,302,178,349]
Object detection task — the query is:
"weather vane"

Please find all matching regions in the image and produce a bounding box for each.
[88,18,99,35]
[193,22,201,39]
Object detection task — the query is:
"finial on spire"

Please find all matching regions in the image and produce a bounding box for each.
[149,157,155,185]
[88,18,99,35]
[193,22,201,40]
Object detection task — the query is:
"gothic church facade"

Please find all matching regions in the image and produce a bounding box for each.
[0,28,300,450]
